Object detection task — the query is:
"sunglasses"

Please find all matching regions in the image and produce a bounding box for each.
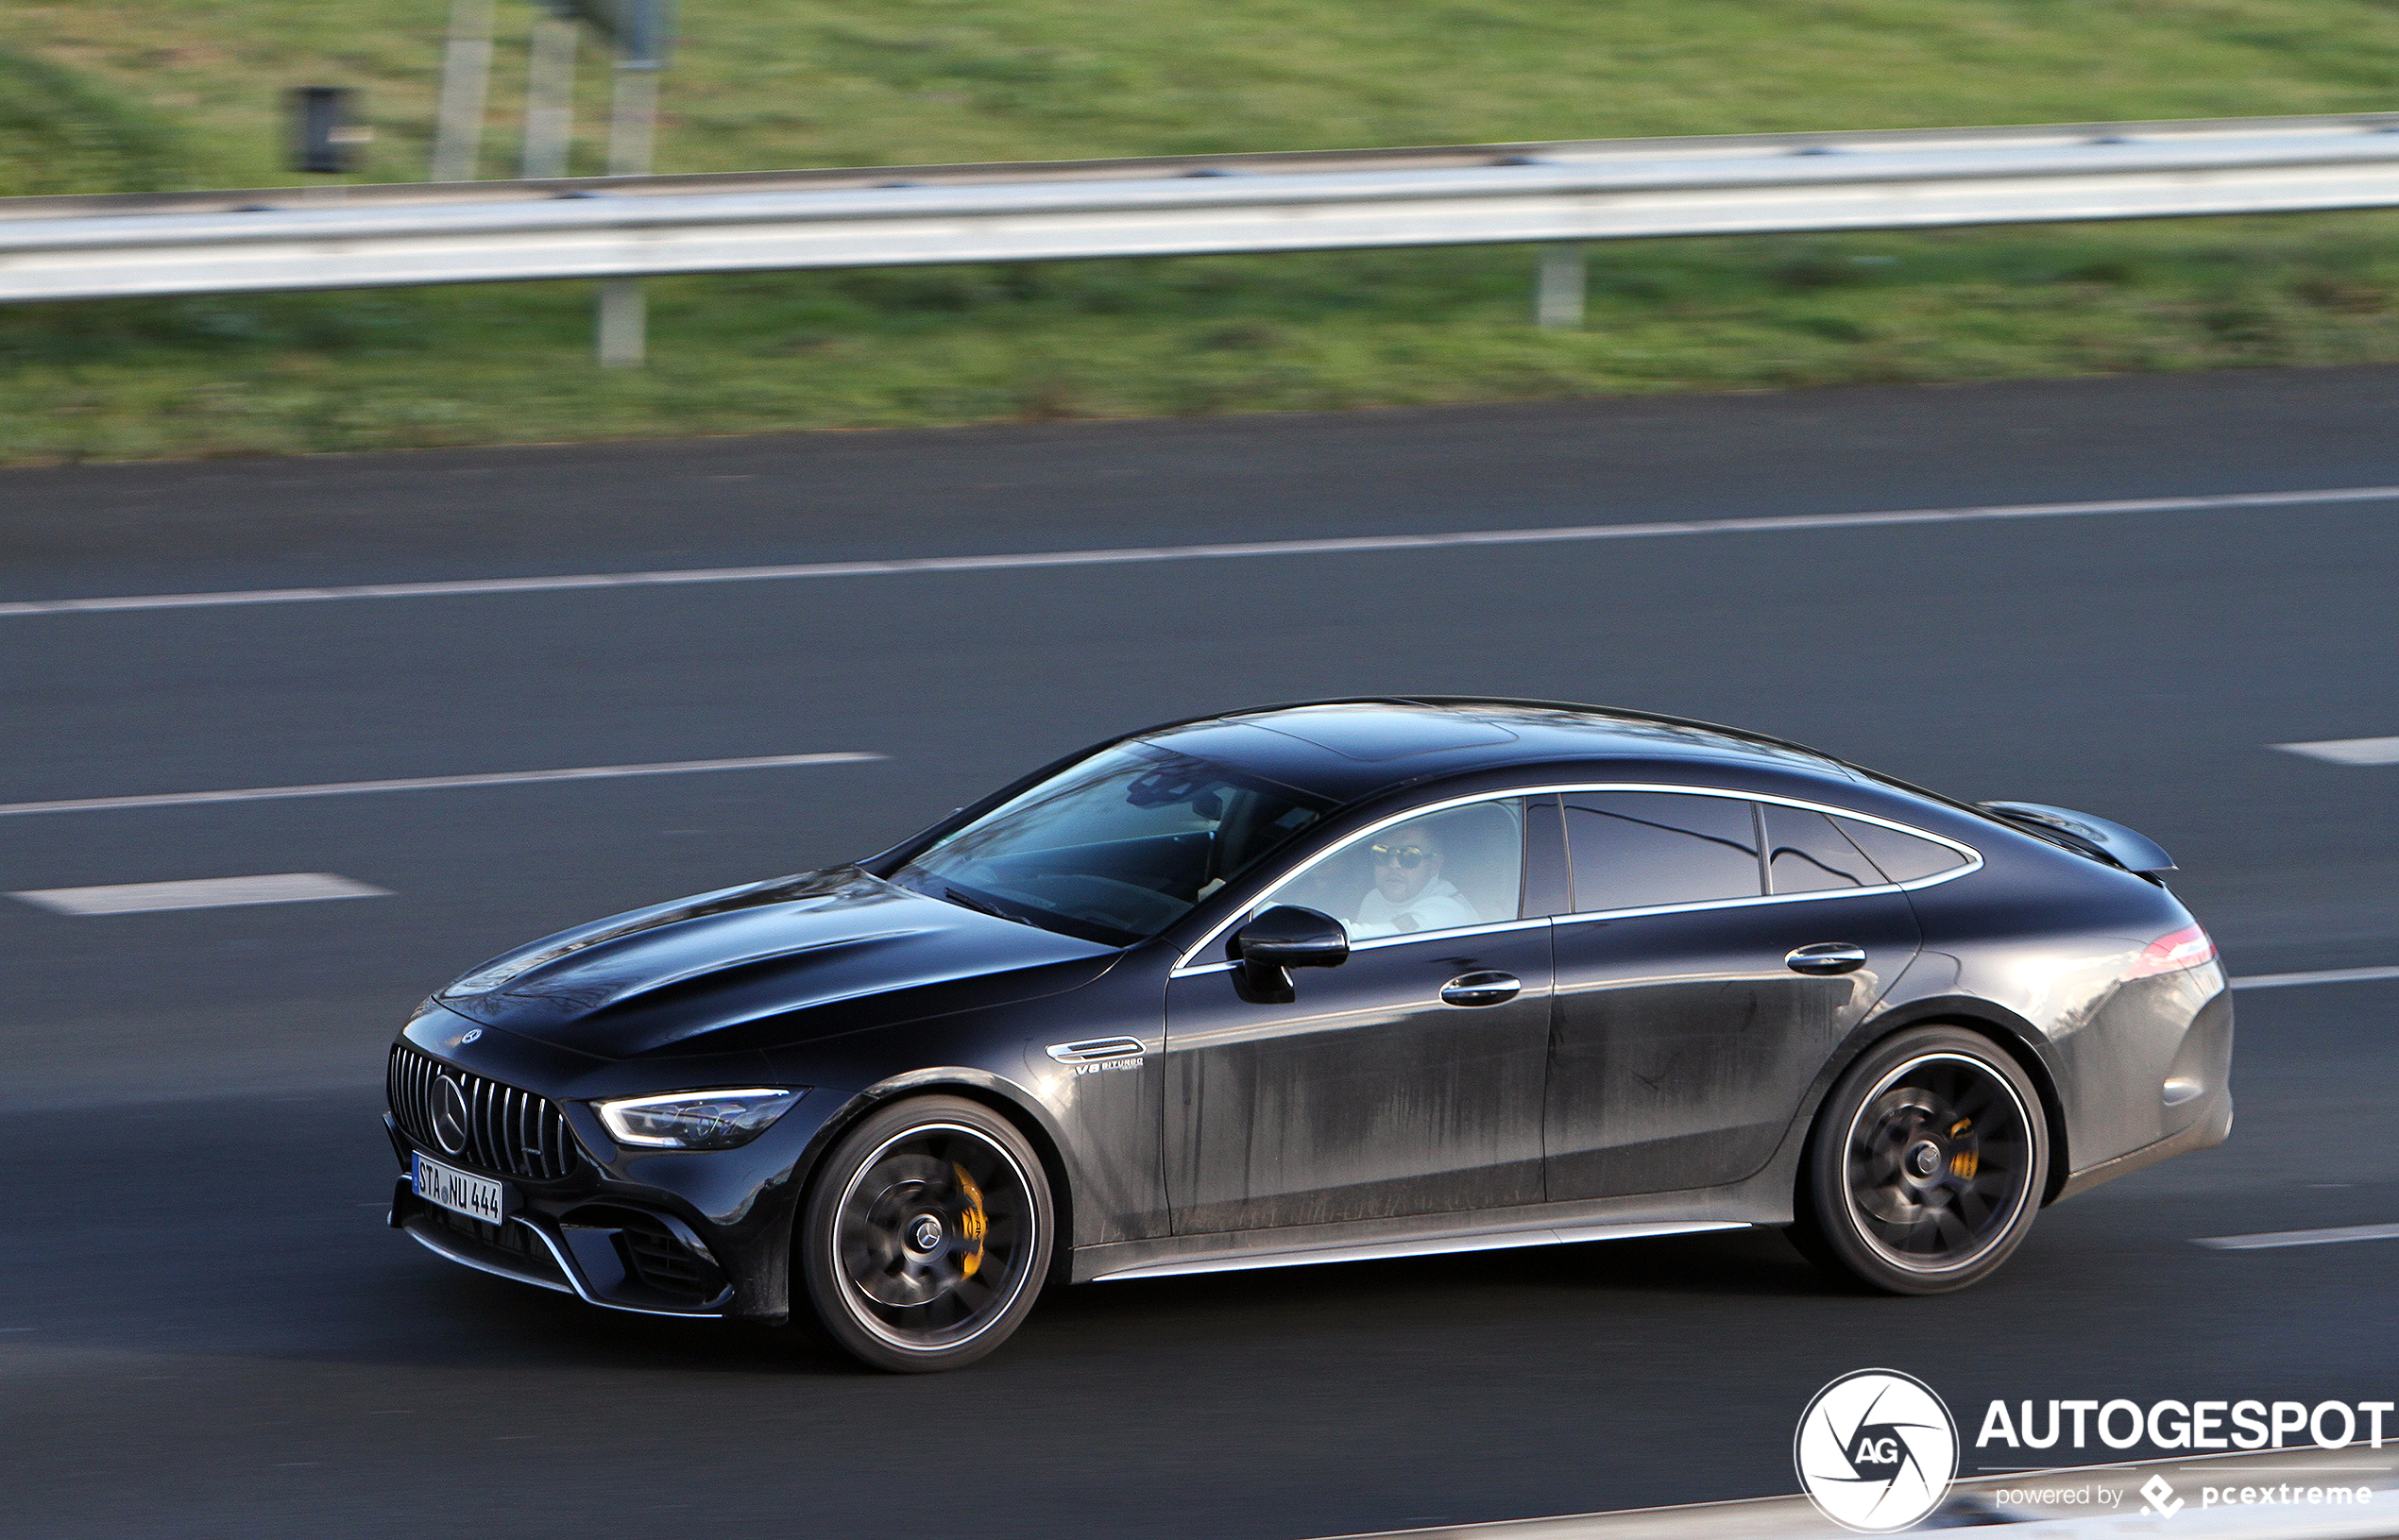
[1370,842,1431,869]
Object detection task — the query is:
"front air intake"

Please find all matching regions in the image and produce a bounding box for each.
[387,1042,582,1181]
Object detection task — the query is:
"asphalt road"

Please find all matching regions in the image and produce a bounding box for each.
[5,366,2399,1539]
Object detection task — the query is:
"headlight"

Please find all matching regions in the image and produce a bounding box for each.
[594,1089,806,1151]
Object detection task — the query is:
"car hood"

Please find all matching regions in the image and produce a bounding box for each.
[435,866,1120,1058]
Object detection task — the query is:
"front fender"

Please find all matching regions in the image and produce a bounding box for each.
[775,1065,1088,1292]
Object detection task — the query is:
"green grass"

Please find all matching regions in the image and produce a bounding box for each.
[5,2,2399,463]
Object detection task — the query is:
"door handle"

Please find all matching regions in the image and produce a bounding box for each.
[1440,972,1523,1007]
[1786,943,1867,975]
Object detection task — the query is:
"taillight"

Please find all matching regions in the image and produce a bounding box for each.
[2126,923,2216,978]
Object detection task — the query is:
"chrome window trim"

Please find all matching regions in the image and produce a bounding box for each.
[1553,878,1901,929]
[1170,781,1981,974]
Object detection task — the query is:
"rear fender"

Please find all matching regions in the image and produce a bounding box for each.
[1762,992,2074,1214]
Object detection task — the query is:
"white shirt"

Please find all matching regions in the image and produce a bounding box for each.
[1350,877,1479,939]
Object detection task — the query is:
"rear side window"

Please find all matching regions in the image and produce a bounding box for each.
[1564,791,1761,912]
[1762,804,1881,893]
[1832,816,1971,884]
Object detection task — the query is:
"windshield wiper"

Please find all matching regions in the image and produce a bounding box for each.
[944,886,1031,924]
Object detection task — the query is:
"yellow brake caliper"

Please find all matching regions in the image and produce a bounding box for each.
[1948,1117,1979,1178]
[952,1163,989,1278]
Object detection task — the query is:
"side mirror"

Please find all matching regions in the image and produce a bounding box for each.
[1231,905,1349,1002]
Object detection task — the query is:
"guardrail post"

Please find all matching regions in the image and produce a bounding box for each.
[1536,243,1586,329]
[429,0,495,181]
[597,277,645,366]
[594,48,661,367]
[520,3,579,178]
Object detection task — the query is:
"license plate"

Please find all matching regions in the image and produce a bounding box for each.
[413,1152,506,1224]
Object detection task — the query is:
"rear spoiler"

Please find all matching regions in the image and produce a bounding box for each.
[1977,801,2177,875]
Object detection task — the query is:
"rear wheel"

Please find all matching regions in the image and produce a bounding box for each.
[796,1094,1053,1373]
[1792,1025,2049,1295]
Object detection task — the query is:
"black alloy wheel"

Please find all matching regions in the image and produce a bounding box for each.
[1792,1024,2049,1295]
[797,1094,1053,1372]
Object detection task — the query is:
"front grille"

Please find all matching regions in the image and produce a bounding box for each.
[388,1042,581,1181]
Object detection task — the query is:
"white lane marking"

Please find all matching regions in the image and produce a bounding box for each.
[11,872,390,916]
[2231,964,2399,990]
[2274,736,2399,765]
[4,483,2396,618]
[2193,1223,2399,1251]
[0,751,882,818]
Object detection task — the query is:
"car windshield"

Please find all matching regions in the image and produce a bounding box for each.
[892,741,1333,946]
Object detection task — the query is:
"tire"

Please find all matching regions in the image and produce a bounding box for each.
[1791,1024,2050,1295]
[796,1094,1054,1373]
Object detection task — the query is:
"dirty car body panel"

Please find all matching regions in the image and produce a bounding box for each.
[383,698,2231,1331]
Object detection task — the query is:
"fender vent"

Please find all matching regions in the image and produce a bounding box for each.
[1046,1036,1147,1064]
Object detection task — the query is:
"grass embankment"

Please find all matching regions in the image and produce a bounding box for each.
[3,2,2399,463]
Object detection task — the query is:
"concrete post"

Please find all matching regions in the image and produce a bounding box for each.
[429,0,495,182]
[520,7,579,179]
[605,65,657,179]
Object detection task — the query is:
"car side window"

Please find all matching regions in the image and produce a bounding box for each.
[1260,798,1526,940]
[1563,791,1761,912]
[1833,816,1971,884]
[1762,804,1881,893]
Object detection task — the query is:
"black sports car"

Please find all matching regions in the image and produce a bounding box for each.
[386,700,2231,1371]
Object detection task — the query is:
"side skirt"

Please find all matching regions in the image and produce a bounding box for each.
[1087,1219,1749,1283]
[1071,1190,1770,1284]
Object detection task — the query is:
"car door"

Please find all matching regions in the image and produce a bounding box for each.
[1163,796,1555,1236]
[1540,790,1921,1201]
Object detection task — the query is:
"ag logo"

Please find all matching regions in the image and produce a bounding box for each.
[1794,1369,1959,1532]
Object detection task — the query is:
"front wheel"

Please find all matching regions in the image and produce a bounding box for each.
[796,1094,1054,1372]
[1791,1025,2049,1295]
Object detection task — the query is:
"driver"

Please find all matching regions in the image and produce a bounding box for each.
[1351,821,1478,938]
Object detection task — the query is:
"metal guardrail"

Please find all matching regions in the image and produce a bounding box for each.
[4,113,2399,305]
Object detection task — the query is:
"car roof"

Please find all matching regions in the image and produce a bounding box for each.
[1131,697,1862,805]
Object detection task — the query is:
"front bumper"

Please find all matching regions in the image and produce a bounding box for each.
[391,1173,737,1317]
[384,1095,823,1323]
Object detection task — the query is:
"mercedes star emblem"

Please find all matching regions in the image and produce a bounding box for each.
[434,1075,471,1155]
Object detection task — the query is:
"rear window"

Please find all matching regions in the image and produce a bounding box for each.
[1762,804,1881,894]
[1832,817,1970,885]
